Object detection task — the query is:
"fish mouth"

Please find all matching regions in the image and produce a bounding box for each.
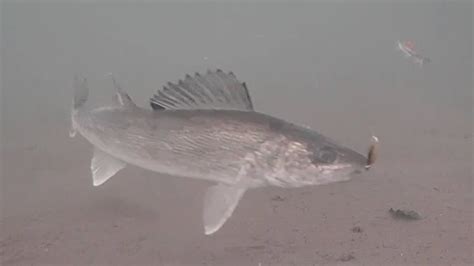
[365,136,379,170]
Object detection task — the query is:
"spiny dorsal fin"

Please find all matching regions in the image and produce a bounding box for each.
[150,69,254,111]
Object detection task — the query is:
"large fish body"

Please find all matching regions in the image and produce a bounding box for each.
[71,70,376,235]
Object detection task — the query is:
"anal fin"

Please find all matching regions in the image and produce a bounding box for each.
[203,184,246,235]
[91,148,126,186]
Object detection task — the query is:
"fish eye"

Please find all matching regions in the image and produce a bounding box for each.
[312,146,337,164]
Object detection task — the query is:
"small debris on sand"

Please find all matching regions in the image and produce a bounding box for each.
[271,195,285,201]
[389,208,421,220]
[339,253,355,262]
[352,226,363,233]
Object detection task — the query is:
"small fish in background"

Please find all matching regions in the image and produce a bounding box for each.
[70,69,378,235]
[397,40,431,67]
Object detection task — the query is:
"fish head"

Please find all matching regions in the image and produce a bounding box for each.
[305,142,368,184]
[269,132,378,188]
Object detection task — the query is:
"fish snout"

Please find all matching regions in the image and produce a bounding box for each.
[344,135,379,174]
[364,136,379,170]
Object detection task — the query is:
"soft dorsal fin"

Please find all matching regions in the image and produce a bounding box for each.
[150,69,254,111]
[108,74,137,108]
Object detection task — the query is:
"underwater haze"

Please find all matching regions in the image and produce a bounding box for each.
[1,1,472,265]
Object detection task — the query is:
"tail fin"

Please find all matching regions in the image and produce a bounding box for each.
[70,76,89,137]
[415,56,430,68]
[73,75,89,109]
[421,57,431,66]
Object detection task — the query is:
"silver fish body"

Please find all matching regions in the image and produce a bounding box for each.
[74,107,367,188]
[70,70,377,235]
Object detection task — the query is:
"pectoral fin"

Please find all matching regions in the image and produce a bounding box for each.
[91,148,126,186]
[203,184,246,235]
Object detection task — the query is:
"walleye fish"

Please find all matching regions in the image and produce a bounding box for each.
[70,70,378,235]
[397,40,431,67]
